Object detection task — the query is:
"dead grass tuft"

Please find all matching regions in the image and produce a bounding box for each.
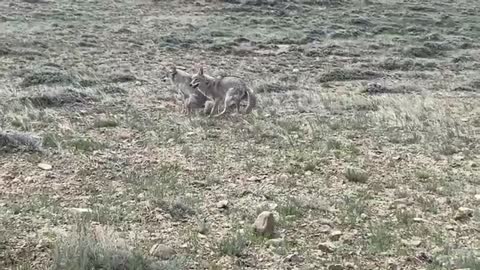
[318,68,382,83]
[51,223,165,270]
[19,88,97,108]
[0,130,44,152]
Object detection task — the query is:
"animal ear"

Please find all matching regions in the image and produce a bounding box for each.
[199,66,204,75]
[170,66,177,73]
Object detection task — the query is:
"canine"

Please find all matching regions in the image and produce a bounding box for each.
[189,67,257,117]
[162,66,211,115]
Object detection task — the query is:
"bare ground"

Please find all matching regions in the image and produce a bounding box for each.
[1,0,480,269]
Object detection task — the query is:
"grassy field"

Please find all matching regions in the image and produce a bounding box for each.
[1,0,480,269]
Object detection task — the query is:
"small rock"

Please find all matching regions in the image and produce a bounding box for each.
[328,264,343,270]
[413,217,428,223]
[284,253,303,263]
[318,224,331,233]
[329,230,343,241]
[216,200,229,209]
[247,176,261,182]
[253,211,275,237]
[278,173,289,182]
[454,207,474,221]
[118,132,132,140]
[344,262,357,269]
[67,207,92,215]
[305,170,312,176]
[149,243,175,260]
[318,218,334,226]
[318,242,335,253]
[265,238,284,247]
[445,224,455,231]
[38,163,52,170]
[401,238,422,247]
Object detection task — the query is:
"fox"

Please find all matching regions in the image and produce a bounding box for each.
[162,66,212,115]
[189,66,257,117]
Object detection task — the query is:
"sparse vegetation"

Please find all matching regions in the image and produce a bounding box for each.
[344,167,369,183]
[1,0,479,269]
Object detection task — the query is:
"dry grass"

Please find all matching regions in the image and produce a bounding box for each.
[1,0,480,269]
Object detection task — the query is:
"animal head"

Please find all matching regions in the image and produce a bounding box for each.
[190,66,206,88]
[161,66,177,83]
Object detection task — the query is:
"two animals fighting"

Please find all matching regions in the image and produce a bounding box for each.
[164,66,257,117]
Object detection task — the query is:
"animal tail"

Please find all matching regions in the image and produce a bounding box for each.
[244,87,257,114]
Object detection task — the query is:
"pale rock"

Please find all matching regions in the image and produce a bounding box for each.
[247,176,261,182]
[328,264,343,270]
[413,217,428,223]
[216,200,229,209]
[67,207,92,215]
[149,243,175,259]
[318,242,335,253]
[344,262,357,269]
[329,230,343,241]
[454,207,474,221]
[38,163,52,170]
[318,218,334,226]
[253,211,275,237]
[278,174,289,182]
[318,224,331,233]
[284,253,303,263]
[305,170,312,176]
[401,238,422,247]
[474,194,480,201]
[118,132,132,140]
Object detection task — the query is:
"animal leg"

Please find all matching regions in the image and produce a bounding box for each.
[215,98,229,117]
[208,100,218,117]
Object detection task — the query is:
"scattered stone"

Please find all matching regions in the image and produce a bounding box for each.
[318,242,335,253]
[401,238,422,247]
[284,253,304,263]
[454,207,474,221]
[278,173,289,182]
[265,238,284,247]
[344,262,357,269]
[149,243,175,260]
[247,176,262,182]
[67,207,92,215]
[253,211,275,237]
[37,163,52,170]
[319,224,331,233]
[118,132,132,140]
[329,230,343,241]
[445,224,455,231]
[216,200,229,209]
[328,264,343,270]
[318,218,334,226]
[413,217,428,223]
[474,194,480,201]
